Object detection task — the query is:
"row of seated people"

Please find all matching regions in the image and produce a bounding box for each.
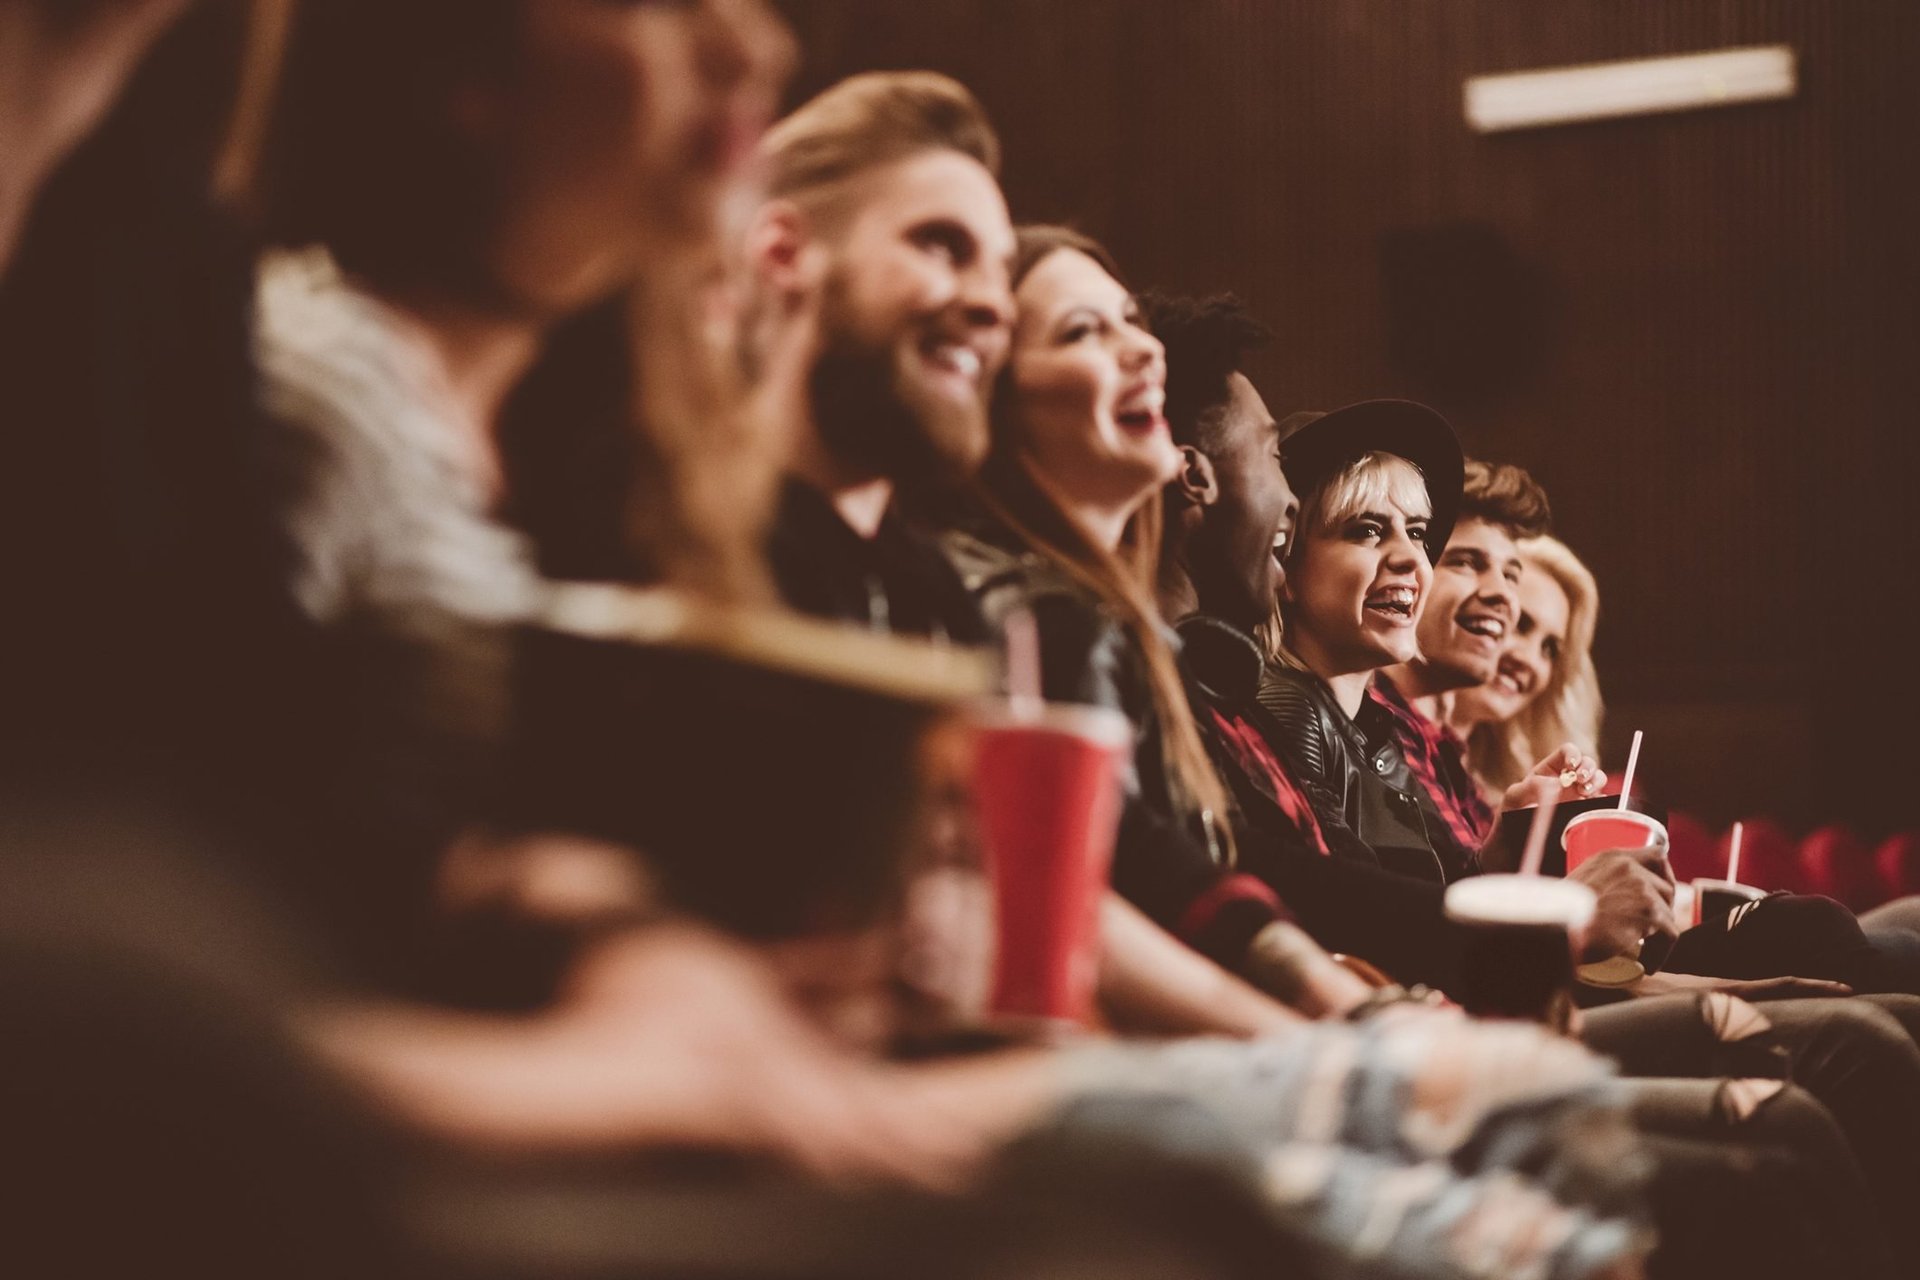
[5,4,1920,1279]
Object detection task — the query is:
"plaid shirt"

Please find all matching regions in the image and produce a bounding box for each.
[1370,673,1494,857]
[1204,705,1332,857]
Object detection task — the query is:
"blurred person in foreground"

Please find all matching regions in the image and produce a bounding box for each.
[2,7,1266,1276]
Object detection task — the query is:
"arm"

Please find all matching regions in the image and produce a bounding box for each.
[1096,894,1303,1037]
[302,923,1040,1190]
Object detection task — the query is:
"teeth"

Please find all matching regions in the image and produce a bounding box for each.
[1117,388,1165,416]
[1461,617,1506,639]
[1271,530,1289,551]
[929,344,981,380]
[1368,587,1416,608]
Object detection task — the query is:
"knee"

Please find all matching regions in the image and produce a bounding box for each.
[1804,1000,1920,1085]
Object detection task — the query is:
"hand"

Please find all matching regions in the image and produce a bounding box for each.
[1631,971,1853,1002]
[1500,743,1606,812]
[315,923,1017,1191]
[1568,847,1676,963]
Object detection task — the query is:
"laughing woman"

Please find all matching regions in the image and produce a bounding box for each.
[1254,403,1475,882]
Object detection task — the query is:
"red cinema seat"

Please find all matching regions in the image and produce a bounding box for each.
[1798,825,1878,909]
[1875,833,1920,901]
[1665,812,1718,884]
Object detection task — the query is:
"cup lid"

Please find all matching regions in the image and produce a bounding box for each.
[1445,874,1598,929]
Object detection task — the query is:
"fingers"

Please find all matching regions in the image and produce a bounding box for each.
[1746,977,1853,1001]
[1605,844,1677,887]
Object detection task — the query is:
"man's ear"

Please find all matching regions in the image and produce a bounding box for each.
[744,199,815,291]
[1175,446,1220,506]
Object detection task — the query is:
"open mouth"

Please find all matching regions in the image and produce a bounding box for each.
[1271,527,1291,571]
[1115,385,1167,436]
[1458,613,1507,642]
[1364,585,1418,622]
[1491,659,1531,697]
[920,338,983,385]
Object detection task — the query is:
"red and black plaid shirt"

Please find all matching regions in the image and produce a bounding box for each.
[1369,673,1494,854]
[1205,705,1332,857]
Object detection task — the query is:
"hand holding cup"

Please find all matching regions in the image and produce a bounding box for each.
[1567,847,1677,964]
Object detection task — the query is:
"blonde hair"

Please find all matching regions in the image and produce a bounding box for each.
[759,71,1000,219]
[1468,535,1604,790]
[1274,452,1431,672]
[978,227,1237,864]
[1302,451,1431,535]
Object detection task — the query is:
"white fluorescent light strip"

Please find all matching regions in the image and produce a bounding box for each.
[1465,45,1796,134]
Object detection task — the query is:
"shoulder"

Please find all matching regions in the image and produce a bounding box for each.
[254,250,533,627]
[1255,666,1340,783]
[938,527,1138,712]
[939,526,1098,629]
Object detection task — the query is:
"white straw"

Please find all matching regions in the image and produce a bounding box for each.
[1518,794,1559,878]
[1616,730,1644,811]
[1726,821,1745,886]
[1004,607,1042,715]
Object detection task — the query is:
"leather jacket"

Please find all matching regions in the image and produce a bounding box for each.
[1255,665,1459,884]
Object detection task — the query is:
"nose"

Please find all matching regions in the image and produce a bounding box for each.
[1383,525,1423,570]
[1121,324,1165,381]
[1481,572,1518,619]
[957,259,1014,335]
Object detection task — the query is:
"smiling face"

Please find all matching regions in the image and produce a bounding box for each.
[807,148,1016,485]
[1455,563,1570,728]
[1190,373,1297,631]
[1411,516,1523,693]
[1004,247,1180,517]
[1282,455,1434,676]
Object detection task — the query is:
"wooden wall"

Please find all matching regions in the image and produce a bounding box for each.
[777,1,1920,830]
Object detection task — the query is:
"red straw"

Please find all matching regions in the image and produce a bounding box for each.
[1518,794,1560,878]
[1616,730,1644,812]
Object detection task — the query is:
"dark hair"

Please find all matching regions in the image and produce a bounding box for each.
[1460,459,1552,539]
[1141,293,1273,453]
[252,0,523,299]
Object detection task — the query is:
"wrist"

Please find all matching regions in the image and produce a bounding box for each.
[1245,921,1362,1017]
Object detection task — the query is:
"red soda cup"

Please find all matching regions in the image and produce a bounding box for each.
[969,702,1131,1026]
[1561,809,1669,875]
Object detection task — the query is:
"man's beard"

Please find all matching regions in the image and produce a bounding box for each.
[807,281,989,494]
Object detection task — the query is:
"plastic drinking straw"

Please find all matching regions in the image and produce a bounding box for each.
[1726,821,1745,886]
[1518,794,1560,878]
[1616,730,1644,812]
[1004,607,1042,715]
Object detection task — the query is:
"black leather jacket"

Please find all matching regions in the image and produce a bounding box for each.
[1255,665,1460,884]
